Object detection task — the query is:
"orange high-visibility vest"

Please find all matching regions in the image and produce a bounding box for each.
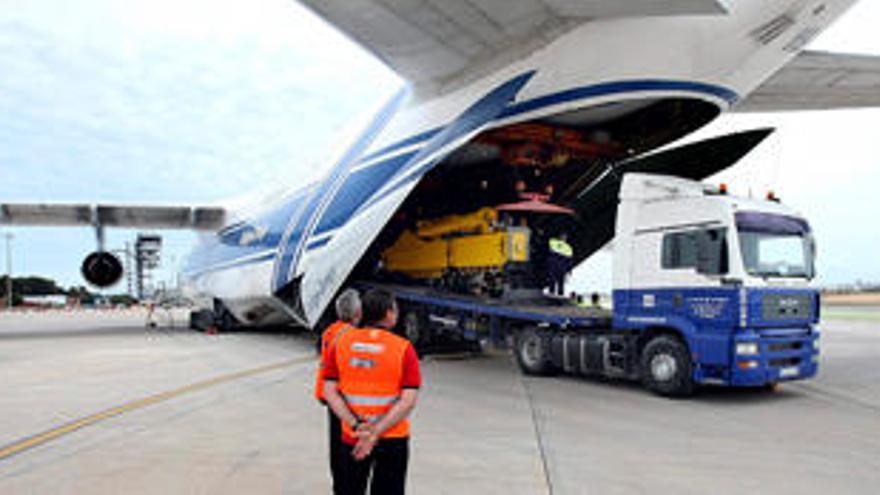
[335,327,411,440]
[314,321,352,402]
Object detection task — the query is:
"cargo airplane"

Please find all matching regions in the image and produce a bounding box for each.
[3,0,879,330]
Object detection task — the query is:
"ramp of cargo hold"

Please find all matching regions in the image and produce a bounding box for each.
[359,282,613,327]
[542,128,775,266]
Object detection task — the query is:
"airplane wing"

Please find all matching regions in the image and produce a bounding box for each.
[0,203,225,230]
[736,50,880,112]
[299,0,728,89]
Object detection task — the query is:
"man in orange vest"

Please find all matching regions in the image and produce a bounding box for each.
[323,288,421,495]
[315,288,362,494]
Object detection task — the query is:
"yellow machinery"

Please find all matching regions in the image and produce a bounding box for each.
[382,207,530,281]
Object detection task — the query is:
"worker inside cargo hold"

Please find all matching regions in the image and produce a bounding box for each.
[525,218,548,288]
[547,232,574,296]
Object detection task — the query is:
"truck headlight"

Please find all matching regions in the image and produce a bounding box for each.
[736,342,759,355]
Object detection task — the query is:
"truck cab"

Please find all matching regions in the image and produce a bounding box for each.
[612,173,820,392]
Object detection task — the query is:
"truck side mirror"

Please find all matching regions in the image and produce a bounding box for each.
[696,228,728,276]
[807,235,817,280]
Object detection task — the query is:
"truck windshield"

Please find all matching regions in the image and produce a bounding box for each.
[735,212,814,279]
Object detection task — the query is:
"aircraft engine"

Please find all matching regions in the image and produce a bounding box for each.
[81,251,124,288]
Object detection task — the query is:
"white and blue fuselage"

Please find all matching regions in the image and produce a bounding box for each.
[181,0,855,328]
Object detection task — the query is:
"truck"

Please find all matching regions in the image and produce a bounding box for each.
[363,173,820,396]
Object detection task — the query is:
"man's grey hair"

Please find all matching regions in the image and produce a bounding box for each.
[335,288,362,323]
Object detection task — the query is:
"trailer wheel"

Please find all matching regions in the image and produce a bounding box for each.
[515,328,553,376]
[402,311,429,350]
[640,335,694,397]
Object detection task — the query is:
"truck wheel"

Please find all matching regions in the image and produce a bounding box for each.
[515,328,553,376]
[402,311,429,350]
[640,335,694,397]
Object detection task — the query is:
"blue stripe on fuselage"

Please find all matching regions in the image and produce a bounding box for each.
[305,236,332,251]
[183,188,309,275]
[348,71,538,219]
[357,128,441,165]
[312,150,418,236]
[500,79,738,119]
[272,87,411,293]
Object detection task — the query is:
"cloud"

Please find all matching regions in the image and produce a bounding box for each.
[0,0,400,288]
[0,0,400,201]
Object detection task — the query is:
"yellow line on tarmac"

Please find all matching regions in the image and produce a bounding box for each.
[0,355,314,462]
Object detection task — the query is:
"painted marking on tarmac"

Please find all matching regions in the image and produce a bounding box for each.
[0,355,314,462]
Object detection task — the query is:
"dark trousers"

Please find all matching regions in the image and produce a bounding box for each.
[548,255,569,296]
[328,408,343,494]
[337,437,409,495]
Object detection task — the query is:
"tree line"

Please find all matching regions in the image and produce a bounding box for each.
[0,276,137,306]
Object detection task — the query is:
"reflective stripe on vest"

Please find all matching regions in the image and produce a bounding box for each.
[336,327,411,440]
[344,393,400,406]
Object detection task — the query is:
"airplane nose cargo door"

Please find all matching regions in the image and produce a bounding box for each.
[294,72,537,327]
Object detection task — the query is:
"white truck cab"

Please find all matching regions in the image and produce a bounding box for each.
[614,173,816,291]
[609,173,820,393]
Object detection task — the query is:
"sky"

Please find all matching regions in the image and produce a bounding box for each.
[1,0,879,296]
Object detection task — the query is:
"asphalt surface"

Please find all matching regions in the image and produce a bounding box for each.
[0,308,878,494]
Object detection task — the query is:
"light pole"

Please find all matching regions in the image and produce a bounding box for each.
[4,233,12,310]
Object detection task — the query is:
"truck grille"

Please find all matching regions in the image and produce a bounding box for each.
[769,357,801,368]
[768,342,802,352]
[761,293,813,321]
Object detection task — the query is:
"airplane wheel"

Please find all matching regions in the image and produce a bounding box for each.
[189,310,214,332]
[218,309,236,332]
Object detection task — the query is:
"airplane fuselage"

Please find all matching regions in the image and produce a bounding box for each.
[181,0,856,328]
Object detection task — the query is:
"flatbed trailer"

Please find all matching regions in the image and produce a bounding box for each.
[359,282,646,383]
[366,282,611,333]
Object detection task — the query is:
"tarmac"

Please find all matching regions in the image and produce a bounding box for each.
[0,307,878,494]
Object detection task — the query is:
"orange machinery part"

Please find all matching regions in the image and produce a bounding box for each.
[476,123,624,167]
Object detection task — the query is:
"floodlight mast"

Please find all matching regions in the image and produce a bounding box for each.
[135,234,162,300]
